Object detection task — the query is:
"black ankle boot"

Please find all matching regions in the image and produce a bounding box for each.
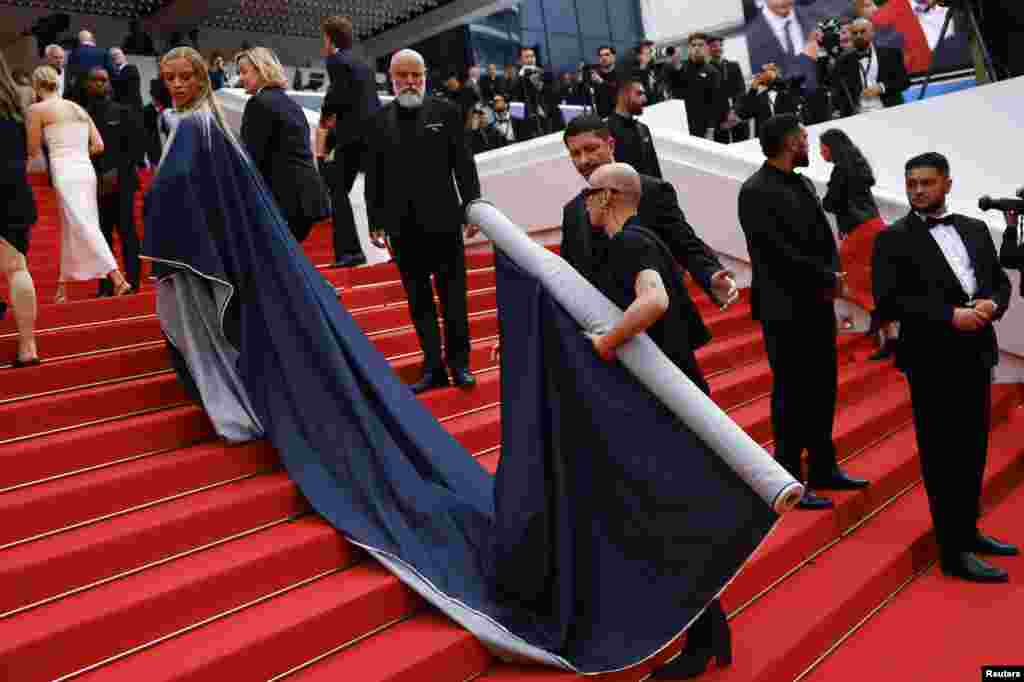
[652,600,732,679]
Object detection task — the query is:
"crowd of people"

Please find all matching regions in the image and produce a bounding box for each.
[2,7,1022,680]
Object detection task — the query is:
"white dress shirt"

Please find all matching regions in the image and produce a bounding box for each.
[925,213,978,298]
[858,44,884,113]
[762,6,804,57]
[56,69,65,98]
[913,1,953,50]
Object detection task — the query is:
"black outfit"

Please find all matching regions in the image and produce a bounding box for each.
[712,58,749,144]
[321,48,381,262]
[110,63,143,111]
[468,126,500,155]
[665,61,723,138]
[634,64,662,106]
[513,69,564,139]
[479,74,500,101]
[834,46,910,117]
[560,175,723,358]
[736,86,800,139]
[872,213,1011,564]
[606,112,662,179]
[821,164,880,237]
[488,113,524,148]
[363,98,482,375]
[592,67,619,119]
[66,45,114,102]
[241,87,330,243]
[999,216,1024,293]
[87,98,143,295]
[0,117,37,255]
[738,163,842,486]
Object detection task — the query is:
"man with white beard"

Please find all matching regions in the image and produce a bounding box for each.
[363,49,483,394]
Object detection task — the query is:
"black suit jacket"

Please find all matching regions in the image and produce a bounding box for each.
[606,113,662,180]
[241,87,330,227]
[835,46,910,116]
[363,98,481,235]
[321,49,381,150]
[560,176,723,351]
[738,164,840,322]
[86,98,143,193]
[745,8,822,89]
[665,61,723,137]
[111,64,143,111]
[736,87,800,138]
[873,213,1011,372]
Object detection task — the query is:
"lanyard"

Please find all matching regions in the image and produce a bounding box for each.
[859,51,874,88]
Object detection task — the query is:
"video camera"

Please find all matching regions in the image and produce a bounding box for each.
[817,17,844,61]
[979,188,1024,214]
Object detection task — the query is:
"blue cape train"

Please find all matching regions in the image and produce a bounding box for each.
[142,108,778,673]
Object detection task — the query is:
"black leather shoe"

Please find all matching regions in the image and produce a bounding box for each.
[941,552,1008,583]
[811,468,870,491]
[974,533,1020,557]
[333,253,367,268]
[410,370,449,394]
[797,490,835,510]
[0,300,6,321]
[451,367,476,388]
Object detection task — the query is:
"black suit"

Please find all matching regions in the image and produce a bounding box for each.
[834,46,910,117]
[321,48,381,261]
[87,97,143,294]
[241,87,331,242]
[745,6,825,90]
[110,64,143,111]
[736,86,800,139]
[606,112,662,179]
[364,98,482,373]
[738,163,842,486]
[66,45,114,102]
[488,114,525,148]
[560,175,723,362]
[873,213,1011,561]
[713,58,749,144]
[513,71,564,139]
[664,61,723,138]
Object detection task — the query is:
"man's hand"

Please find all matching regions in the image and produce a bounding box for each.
[804,32,821,59]
[586,332,616,362]
[863,85,883,99]
[370,230,387,249]
[464,223,481,239]
[710,269,739,309]
[953,306,990,332]
[973,299,999,321]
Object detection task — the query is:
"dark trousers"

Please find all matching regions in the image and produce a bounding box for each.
[97,186,140,295]
[761,311,839,484]
[390,224,470,373]
[906,362,992,561]
[323,143,366,260]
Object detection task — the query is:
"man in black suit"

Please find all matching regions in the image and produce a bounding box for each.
[736,63,801,138]
[467,107,499,155]
[663,33,724,139]
[873,153,1017,582]
[606,76,662,180]
[560,115,739,379]
[589,45,620,119]
[364,49,482,394]
[488,94,525,148]
[708,36,750,143]
[108,48,142,111]
[513,46,562,140]
[318,15,381,268]
[83,67,143,296]
[834,19,909,117]
[66,31,113,103]
[738,114,870,510]
[480,64,501,102]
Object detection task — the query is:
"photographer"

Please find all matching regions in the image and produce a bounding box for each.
[664,33,723,139]
[736,63,801,137]
[513,46,562,139]
[833,19,909,117]
[633,40,663,106]
[996,188,1024,292]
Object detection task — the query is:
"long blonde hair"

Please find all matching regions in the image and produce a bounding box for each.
[0,51,25,121]
[235,47,289,90]
[160,46,234,135]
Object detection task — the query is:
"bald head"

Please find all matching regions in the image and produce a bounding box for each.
[390,49,427,108]
[849,18,875,50]
[590,163,642,205]
[586,163,642,234]
[79,30,96,46]
[45,44,65,72]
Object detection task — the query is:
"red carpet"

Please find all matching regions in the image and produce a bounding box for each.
[1,175,1022,680]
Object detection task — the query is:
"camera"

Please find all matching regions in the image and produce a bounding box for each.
[817,17,844,61]
[767,74,807,93]
[979,196,1024,213]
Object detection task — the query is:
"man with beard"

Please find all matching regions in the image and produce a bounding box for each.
[606,76,662,179]
[589,45,620,118]
[834,19,909,117]
[738,114,870,510]
[83,67,144,296]
[873,153,1015,582]
[363,49,482,394]
[559,114,738,386]
[664,33,724,139]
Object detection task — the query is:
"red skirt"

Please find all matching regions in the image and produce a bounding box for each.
[839,216,887,312]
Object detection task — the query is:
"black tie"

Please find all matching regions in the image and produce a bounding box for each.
[924,215,949,229]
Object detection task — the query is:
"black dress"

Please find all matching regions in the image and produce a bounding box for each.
[0,116,37,254]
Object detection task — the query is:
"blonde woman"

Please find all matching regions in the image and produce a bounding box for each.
[235,47,329,242]
[0,53,39,366]
[27,65,130,302]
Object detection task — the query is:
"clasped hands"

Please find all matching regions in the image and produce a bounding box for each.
[369,224,481,250]
[953,300,999,332]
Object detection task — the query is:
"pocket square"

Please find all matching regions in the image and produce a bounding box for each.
[426,123,444,131]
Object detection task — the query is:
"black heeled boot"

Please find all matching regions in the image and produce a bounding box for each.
[652,600,732,679]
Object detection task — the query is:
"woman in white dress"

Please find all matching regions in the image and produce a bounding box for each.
[27,65,130,303]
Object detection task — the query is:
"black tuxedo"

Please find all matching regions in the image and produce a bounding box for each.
[560,175,723,359]
[321,48,381,260]
[488,114,525,148]
[872,213,1011,560]
[364,98,482,373]
[110,63,143,111]
[712,58,749,143]
[605,112,662,179]
[738,163,842,486]
[664,61,723,138]
[834,46,910,117]
[87,97,143,293]
[736,86,800,139]
[241,87,330,242]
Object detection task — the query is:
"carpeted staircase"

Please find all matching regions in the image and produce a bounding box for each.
[2,174,1022,681]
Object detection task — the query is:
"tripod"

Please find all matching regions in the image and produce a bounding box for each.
[919,0,999,101]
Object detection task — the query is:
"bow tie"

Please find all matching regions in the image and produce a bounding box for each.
[923,215,951,229]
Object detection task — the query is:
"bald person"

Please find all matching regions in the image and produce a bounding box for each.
[44,45,66,98]
[834,18,909,117]
[363,49,482,394]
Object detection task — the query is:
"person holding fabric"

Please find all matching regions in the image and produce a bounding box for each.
[236,47,330,244]
[819,128,896,358]
[0,52,39,366]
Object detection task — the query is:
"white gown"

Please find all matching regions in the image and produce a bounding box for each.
[44,120,119,282]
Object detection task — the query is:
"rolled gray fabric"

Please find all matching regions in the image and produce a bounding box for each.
[466,199,804,513]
